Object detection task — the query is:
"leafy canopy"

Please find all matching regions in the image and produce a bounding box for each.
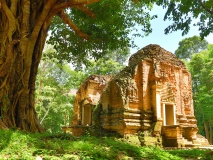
[161,0,213,38]
[175,35,208,60]
[36,45,79,134]
[48,0,155,67]
[188,44,213,137]
[48,0,213,68]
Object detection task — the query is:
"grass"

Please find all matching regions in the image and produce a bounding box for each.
[0,129,212,160]
[167,149,213,160]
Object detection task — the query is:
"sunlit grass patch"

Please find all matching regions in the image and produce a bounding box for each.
[0,129,210,160]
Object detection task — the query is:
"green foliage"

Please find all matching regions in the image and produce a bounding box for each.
[160,0,213,38]
[2,129,211,160]
[84,48,130,75]
[175,35,208,60]
[101,47,130,64]
[176,36,213,140]
[48,0,155,67]
[35,46,79,134]
[2,129,213,159]
[85,59,123,75]
[167,149,213,160]
[188,44,213,138]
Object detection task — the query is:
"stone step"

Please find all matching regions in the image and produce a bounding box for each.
[125,122,141,127]
[125,108,141,113]
[182,137,201,148]
[124,113,141,119]
[185,143,201,148]
[183,139,193,145]
[124,119,141,123]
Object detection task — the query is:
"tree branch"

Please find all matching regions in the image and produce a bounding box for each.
[26,0,56,74]
[74,5,96,18]
[21,0,30,38]
[198,0,213,15]
[1,0,17,42]
[57,11,90,40]
[45,0,98,30]
[50,0,98,18]
[68,0,100,5]
[30,0,56,41]
[10,0,19,17]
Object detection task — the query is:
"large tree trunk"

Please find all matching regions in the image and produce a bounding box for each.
[0,0,49,132]
[0,0,98,132]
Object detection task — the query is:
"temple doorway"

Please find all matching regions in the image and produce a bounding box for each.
[162,103,176,126]
[82,105,92,126]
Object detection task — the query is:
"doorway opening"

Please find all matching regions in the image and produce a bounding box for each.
[82,105,92,126]
[162,103,176,126]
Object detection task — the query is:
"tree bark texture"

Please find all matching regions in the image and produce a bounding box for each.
[0,0,98,132]
[210,124,212,145]
[204,121,213,144]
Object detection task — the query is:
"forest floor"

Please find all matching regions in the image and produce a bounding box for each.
[0,129,213,160]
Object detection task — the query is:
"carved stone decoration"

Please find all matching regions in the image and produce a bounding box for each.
[65,44,210,148]
[127,82,139,103]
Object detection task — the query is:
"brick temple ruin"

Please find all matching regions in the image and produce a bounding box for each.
[65,44,210,148]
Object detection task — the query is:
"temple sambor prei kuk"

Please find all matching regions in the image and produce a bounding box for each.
[64,44,210,148]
